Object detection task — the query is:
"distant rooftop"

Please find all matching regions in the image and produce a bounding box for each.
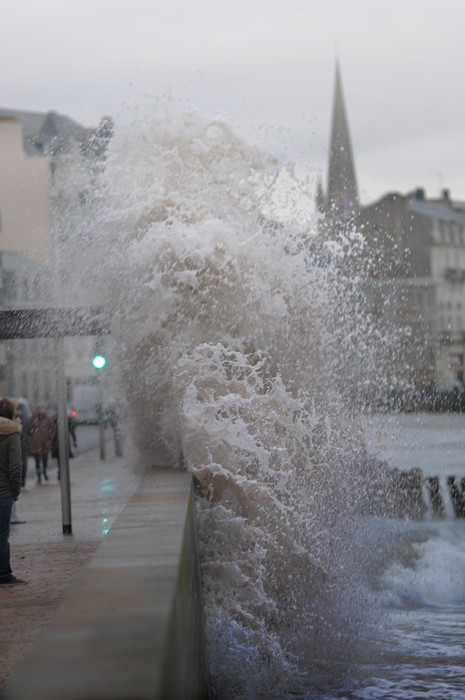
[0,107,95,156]
[1,251,42,272]
[0,108,48,137]
[409,198,465,223]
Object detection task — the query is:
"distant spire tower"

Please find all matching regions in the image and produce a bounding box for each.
[327,62,358,213]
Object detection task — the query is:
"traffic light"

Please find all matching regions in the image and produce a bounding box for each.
[92,355,106,369]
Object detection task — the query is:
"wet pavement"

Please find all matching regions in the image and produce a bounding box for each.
[0,440,142,690]
[4,469,202,700]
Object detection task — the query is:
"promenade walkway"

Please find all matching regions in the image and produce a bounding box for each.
[0,440,141,690]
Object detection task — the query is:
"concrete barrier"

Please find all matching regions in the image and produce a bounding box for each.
[4,468,211,700]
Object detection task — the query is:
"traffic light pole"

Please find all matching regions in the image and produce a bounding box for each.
[98,372,105,461]
[55,337,72,534]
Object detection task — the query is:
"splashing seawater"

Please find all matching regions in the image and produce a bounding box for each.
[72,109,465,699]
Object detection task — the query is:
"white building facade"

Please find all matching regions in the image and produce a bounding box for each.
[0,108,111,408]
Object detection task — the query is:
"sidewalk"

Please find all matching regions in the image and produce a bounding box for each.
[0,441,142,690]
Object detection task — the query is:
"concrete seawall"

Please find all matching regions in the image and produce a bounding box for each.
[4,468,211,700]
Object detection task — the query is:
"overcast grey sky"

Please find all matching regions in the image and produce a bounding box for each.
[2,0,465,204]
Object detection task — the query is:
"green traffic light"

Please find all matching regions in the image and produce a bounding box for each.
[92,355,106,369]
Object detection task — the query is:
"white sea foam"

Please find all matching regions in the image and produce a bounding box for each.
[379,524,465,608]
[80,108,401,698]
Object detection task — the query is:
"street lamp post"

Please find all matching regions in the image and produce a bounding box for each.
[93,354,106,460]
[56,338,72,534]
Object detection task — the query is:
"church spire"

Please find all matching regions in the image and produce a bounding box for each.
[327,62,358,213]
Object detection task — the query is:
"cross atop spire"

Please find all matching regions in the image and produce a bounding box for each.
[327,62,358,214]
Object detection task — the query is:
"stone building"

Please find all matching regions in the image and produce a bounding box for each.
[318,64,465,393]
[0,108,111,407]
[357,189,465,388]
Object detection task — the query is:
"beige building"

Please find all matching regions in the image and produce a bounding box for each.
[0,117,51,267]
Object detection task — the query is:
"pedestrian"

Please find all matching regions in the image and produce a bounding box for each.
[68,412,78,458]
[30,406,56,484]
[0,397,27,586]
[15,406,32,487]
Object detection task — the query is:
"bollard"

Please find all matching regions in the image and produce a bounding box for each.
[426,476,446,520]
[447,476,465,518]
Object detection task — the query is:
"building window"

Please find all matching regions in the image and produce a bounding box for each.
[21,371,28,399]
[449,223,455,243]
[459,226,464,243]
[33,274,40,300]
[32,369,39,404]
[440,221,446,241]
[428,348,435,367]
[450,354,464,383]
[44,369,50,403]
[3,272,17,301]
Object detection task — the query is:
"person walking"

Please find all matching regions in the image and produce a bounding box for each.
[30,406,56,484]
[0,398,27,586]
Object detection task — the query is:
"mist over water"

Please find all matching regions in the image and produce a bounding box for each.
[71,108,465,698]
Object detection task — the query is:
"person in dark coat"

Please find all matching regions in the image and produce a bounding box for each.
[30,406,56,484]
[0,398,27,585]
[14,406,32,487]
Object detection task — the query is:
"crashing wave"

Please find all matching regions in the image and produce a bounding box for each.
[81,108,403,697]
